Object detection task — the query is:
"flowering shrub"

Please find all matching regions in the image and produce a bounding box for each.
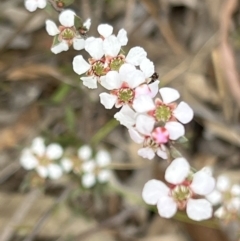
[21,1,240,236]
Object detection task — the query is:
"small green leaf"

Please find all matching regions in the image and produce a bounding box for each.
[52,35,60,48]
[169,146,182,159]
[65,106,76,132]
[176,136,189,144]
[51,84,71,103]
[74,15,84,29]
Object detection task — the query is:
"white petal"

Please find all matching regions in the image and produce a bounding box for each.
[117,29,128,46]
[36,166,48,178]
[82,160,95,172]
[206,190,222,205]
[31,137,45,157]
[85,37,104,59]
[20,149,38,170]
[216,175,230,192]
[97,24,113,38]
[140,58,154,78]
[99,93,117,109]
[37,0,47,8]
[96,150,111,166]
[78,145,92,160]
[142,179,169,205]
[148,80,160,98]
[46,144,63,160]
[59,10,75,27]
[231,184,240,196]
[98,170,111,183]
[187,199,213,221]
[48,164,63,179]
[157,146,168,159]
[61,158,73,172]
[73,38,85,50]
[165,122,185,140]
[24,0,37,12]
[119,63,136,78]
[159,87,180,104]
[82,173,96,188]
[51,42,69,54]
[103,35,121,57]
[125,69,145,89]
[165,157,190,184]
[83,19,91,30]
[157,196,177,218]
[136,114,155,135]
[128,128,144,144]
[138,147,155,160]
[173,102,194,124]
[81,76,98,89]
[214,206,226,219]
[191,170,216,195]
[227,197,240,211]
[114,105,136,128]
[133,95,155,113]
[126,47,147,66]
[45,20,60,36]
[73,55,90,75]
[101,71,122,90]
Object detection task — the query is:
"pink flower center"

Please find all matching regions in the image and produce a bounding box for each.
[151,127,169,144]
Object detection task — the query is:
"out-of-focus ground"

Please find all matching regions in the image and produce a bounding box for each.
[0,0,240,240]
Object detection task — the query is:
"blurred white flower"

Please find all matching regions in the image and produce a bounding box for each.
[24,0,47,12]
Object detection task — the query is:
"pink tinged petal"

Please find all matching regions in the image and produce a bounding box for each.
[36,166,48,178]
[140,58,154,78]
[157,196,177,218]
[83,19,91,30]
[216,175,230,192]
[97,24,113,38]
[191,170,216,195]
[46,144,63,160]
[119,63,136,78]
[159,87,180,104]
[103,35,121,57]
[101,71,122,90]
[73,38,85,50]
[45,20,60,36]
[136,115,155,135]
[231,184,240,196]
[157,146,168,159]
[152,127,169,144]
[24,0,37,12]
[138,147,155,160]
[61,158,73,172]
[37,0,47,8]
[20,150,38,170]
[96,150,111,167]
[148,80,160,98]
[142,179,170,205]
[51,42,69,54]
[31,137,46,157]
[99,93,117,109]
[128,128,144,143]
[125,69,145,89]
[133,95,155,113]
[81,76,97,89]
[186,199,213,221]
[98,170,111,183]
[48,164,63,180]
[59,10,75,27]
[117,29,128,46]
[72,55,90,75]
[114,105,136,128]
[135,84,151,98]
[78,145,92,161]
[126,47,147,66]
[173,102,194,124]
[85,37,104,59]
[165,157,190,185]
[206,190,222,205]
[82,173,96,188]
[165,122,185,140]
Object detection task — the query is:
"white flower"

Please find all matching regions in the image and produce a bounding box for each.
[25,0,47,12]
[20,137,63,180]
[142,158,215,221]
[45,10,90,54]
[81,149,112,188]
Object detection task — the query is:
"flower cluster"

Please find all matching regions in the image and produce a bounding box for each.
[207,175,240,221]
[142,158,215,221]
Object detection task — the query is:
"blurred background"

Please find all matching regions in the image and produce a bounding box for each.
[0,0,240,240]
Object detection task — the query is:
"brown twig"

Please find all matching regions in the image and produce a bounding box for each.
[0,162,21,184]
[81,0,91,20]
